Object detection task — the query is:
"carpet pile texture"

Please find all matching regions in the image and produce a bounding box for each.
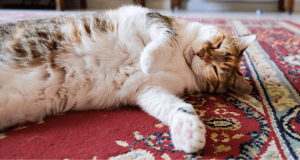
[0,12,300,159]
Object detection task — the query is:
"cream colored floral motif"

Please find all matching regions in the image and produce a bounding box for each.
[232,134,244,139]
[37,119,45,124]
[161,153,171,160]
[283,54,300,66]
[154,123,165,128]
[149,135,156,140]
[108,149,154,160]
[210,97,217,100]
[221,133,230,143]
[211,133,231,143]
[184,150,203,159]
[230,93,265,115]
[115,140,129,147]
[214,108,240,116]
[0,133,6,139]
[215,102,227,108]
[14,126,28,130]
[194,108,206,117]
[267,86,298,111]
[133,131,143,140]
[211,133,219,142]
[213,144,231,154]
[162,132,169,137]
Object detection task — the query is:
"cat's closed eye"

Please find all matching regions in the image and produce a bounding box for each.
[215,41,222,49]
[212,65,218,75]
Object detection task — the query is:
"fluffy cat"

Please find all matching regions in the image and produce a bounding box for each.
[0,5,255,153]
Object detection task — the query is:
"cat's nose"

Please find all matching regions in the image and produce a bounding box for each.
[198,49,204,59]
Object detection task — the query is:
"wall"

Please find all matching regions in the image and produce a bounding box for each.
[87,0,300,13]
[87,0,171,10]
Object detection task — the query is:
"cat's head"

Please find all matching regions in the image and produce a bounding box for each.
[184,25,256,94]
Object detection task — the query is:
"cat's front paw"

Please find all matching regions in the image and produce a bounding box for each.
[170,107,206,153]
[140,40,174,75]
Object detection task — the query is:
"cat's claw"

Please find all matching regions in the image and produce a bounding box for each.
[170,108,206,153]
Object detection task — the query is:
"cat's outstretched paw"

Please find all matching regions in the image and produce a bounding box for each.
[170,107,206,153]
[140,40,174,75]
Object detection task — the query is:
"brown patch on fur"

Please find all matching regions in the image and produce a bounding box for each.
[103,10,120,33]
[28,58,44,67]
[94,17,107,32]
[71,21,82,43]
[82,18,91,36]
[107,20,117,32]
[200,42,215,63]
[198,49,204,59]
[49,52,58,68]
[215,71,231,93]
[212,29,224,48]
[208,69,219,89]
[0,14,67,69]
[93,16,107,32]
[146,12,178,48]
[12,41,27,57]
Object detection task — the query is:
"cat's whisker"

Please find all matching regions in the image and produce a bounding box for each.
[228,40,236,47]
[204,4,213,25]
[196,10,203,24]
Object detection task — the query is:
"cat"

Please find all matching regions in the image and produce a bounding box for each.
[0,5,255,153]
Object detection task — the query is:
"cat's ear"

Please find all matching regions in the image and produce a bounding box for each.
[229,75,252,95]
[235,35,256,53]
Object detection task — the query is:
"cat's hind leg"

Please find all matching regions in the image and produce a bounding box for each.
[140,12,179,74]
[0,92,48,131]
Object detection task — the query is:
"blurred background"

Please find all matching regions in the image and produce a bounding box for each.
[0,0,298,12]
[0,0,299,23]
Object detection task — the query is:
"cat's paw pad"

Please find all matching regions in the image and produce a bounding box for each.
[170,108,206,153]
[140,40,174,74]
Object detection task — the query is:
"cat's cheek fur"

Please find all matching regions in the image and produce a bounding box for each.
[183,46,194,65]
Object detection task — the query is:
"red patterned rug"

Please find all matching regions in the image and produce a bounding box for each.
[0,12,300,159]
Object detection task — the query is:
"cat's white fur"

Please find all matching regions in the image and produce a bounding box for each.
[0,5,255,153]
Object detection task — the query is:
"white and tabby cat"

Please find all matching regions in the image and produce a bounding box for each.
[0,5,255,153]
